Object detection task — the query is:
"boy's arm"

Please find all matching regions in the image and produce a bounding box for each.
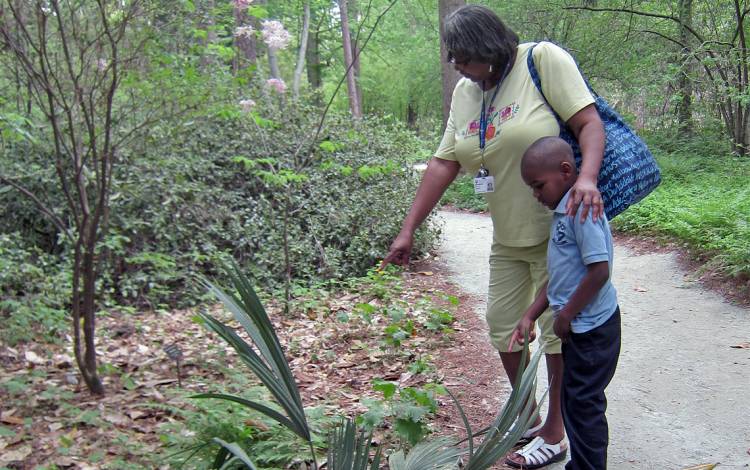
[508,282,549,351]
[554,261,609,340]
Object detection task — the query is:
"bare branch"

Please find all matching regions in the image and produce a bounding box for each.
[0,175,72,242]
[564,5,706,44]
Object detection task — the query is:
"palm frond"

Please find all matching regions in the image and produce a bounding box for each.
[462,336,544,470]
[191,393,298,432]
[387,437,462,470]
[445,388,473,458]
[203,266,305,415]
[197,310,310,440]
[327,418,382,470]
[212,438,259,470]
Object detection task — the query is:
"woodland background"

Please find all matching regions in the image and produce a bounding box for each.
[1,0,749,468]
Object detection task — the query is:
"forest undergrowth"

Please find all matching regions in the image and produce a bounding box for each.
[0,265,510,469]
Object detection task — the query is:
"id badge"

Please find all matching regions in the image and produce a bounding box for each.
[474,167,495,194]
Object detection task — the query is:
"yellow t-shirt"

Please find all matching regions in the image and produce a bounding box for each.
[436,42,594,247]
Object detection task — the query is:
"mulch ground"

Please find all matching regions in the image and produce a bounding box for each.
[408,257,517,469]
[0,259,517,469]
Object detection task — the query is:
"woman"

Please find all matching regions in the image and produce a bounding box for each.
[382,5,605,469]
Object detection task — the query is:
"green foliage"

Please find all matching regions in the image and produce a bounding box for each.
[441,174,488,213]
[614,134,750,279]
[190,263,545,469]
[163,386,332,469]
[1,98,439,311]
[326,418,382,470]
[0,233,69,344]
[362,380,446,446]
[106,106,437,307]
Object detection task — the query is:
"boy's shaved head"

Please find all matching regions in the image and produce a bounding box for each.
[521,136,576,174]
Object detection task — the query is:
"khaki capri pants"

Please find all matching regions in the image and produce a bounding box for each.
[486,239,562,355]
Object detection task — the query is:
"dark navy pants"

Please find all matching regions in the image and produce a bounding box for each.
[562,308,621,470]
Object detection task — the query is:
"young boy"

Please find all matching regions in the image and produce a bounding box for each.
[510,136,621,470]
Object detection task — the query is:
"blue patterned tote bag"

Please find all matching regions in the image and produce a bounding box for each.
[527,43,661,219]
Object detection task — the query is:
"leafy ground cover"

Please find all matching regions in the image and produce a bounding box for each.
[614,150,750,291]
[0,264,508,469]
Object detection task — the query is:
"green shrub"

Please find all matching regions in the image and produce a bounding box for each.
[441,173,488,212]
[0,233,69,344]
[1,95,440,310]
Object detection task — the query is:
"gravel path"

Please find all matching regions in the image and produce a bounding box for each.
[436,209,750,470]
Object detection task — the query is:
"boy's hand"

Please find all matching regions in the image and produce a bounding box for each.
[553,315,572,342]
[508,317,536,352]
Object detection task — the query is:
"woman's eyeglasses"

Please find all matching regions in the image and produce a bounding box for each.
[447,53,471,66]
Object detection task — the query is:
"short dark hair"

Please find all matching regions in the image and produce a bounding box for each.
[443,5,519,69]
[522,136,576,173]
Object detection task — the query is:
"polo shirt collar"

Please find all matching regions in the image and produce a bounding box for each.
[554,189,573,215]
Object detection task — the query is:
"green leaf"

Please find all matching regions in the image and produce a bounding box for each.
[373,380,397,400]
[357,399,388,429]
[394,418,426,446]
[246,5,268,18]
[212,438,259,470]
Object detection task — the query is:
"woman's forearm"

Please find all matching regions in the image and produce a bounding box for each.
[567,104,605,183]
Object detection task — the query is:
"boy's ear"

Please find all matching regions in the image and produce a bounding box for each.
[560,161,575,179]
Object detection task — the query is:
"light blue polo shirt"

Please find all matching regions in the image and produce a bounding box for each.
[547,190,618,334]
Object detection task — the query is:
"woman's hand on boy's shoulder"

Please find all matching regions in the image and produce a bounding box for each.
[565,176,604,223]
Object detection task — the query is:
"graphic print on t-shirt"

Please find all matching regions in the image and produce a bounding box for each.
[458,101,519,140]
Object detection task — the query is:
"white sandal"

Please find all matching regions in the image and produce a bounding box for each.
[503,421,544,444]
[506,436,568,469]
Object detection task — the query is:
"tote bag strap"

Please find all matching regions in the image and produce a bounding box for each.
[526,42,598,120]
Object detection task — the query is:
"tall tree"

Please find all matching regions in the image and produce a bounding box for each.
[439,0,464,128]
[293,1,311,99]
[677,0,693,134]
[571,1,750,155]
[0,0,158,394]
[338,0,362,118]
[198,0,219,67]
[234,0,259,72]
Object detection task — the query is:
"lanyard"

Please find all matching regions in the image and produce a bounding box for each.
[479,81,502,153]
[478,61,512,169]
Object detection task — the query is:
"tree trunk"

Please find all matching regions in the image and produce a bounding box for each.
[677,0,693,135]
[338,0,362,118]
[233,2,258,73]
[349,0,363,106]
[268,48,281,79]
[728,0,750,155]
[306,10,323,91]
[199,0,218,67]
[439,0,465,129]
[407,101,417,129]
[292,1,311,99]
[72,238,104,395]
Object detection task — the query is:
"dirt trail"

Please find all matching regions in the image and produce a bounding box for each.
[436,210,750,470]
